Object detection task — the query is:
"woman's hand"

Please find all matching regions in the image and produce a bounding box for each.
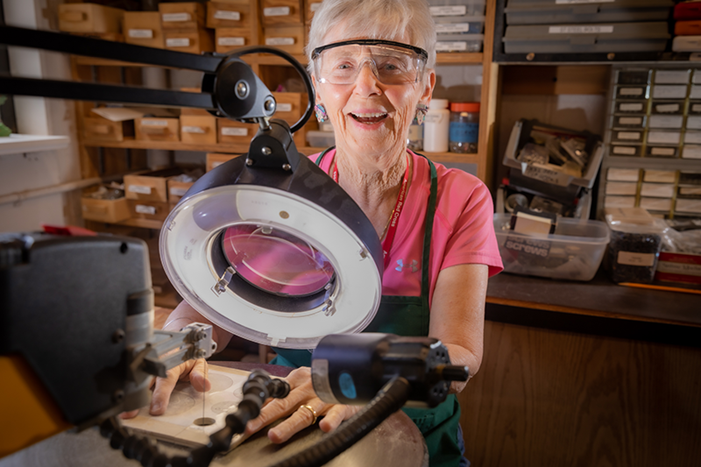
[245,367,361,443]
[120,358,210,419]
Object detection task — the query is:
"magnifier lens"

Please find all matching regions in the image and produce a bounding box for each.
[222,224,335,296]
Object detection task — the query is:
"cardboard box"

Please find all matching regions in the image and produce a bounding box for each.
[217,119,258,144]
[124,168,185,202]
[128,200,171,221]
[159,2,205,29]
[180,115,218,144]
[207,0,255,29]
[123,11,165,48]
[206,152,242,171]
[655,252,701,285]
[262,0,303,26]
[81,195,130,223]
[58,3,124,33]
[263,24,305,54]
[135,117,180,142]
[82,116,134,142]
[164,28,214,54]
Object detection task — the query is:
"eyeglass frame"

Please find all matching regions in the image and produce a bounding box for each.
[310,39,429,84]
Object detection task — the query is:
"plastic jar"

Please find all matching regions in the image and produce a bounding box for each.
[449,102,480,153]
[423,99,450,152]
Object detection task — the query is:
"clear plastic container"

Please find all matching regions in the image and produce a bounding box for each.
[407,122,423,151]
[449,102,480,153]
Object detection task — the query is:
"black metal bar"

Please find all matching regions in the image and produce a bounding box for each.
[0,25,222,73]
[0,76,216,109]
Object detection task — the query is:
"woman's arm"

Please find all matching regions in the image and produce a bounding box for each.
[429,263,489,394]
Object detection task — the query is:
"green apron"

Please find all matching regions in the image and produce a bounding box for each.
[272,149,463,467]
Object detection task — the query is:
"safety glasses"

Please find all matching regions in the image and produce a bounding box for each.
[311,39,428,85]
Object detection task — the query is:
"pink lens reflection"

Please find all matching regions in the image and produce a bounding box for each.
[222,224,335,296]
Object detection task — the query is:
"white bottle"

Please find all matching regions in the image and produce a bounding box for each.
[423,99,450,152]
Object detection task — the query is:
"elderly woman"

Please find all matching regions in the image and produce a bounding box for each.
[135,0,503,465]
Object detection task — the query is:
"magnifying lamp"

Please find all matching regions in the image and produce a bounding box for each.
[0,25,384,349]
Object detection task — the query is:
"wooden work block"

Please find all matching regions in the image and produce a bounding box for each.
[263,25,305,55]
[164,28,215,54]
[180,115,218,145]
[159,2,206,30]
[135,117,180,142]
[58,3,124,33]
[261,0,303,26]
[123,11,165,48]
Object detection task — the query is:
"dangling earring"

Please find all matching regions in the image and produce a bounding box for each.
[314,103,328,123]
[413,103,428,125]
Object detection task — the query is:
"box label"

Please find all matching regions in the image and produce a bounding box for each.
[612,146,636,155]
[128,29,153,39]
[549,25,614,34]
[166,38,191,48]
[219,37,245,46]
[264,7,291,16]
[266,37,295,46]
[504,236,552,259]
[651,147,676,156]
[617,251,656,267]
[430,6,467,17]
[618,117,642,125]
[222,127,248,136]
[619,87,644,96]
[170,187,188,197]
[182,125,205,134]
[655,103,680,113]
[311,2,322,12]
[435,23,470,34]
[135,204,157,215]
[436,42,468,52]
[129,185,152,195]
[276,103,293,112]
[693,104,701,113]
[214,10,240,21]
[523,164,569,186]
[162,13,191,22]
[657,261,701,277]
[616,131,640,140]
[142,119,168,126]
[619,102,644,112]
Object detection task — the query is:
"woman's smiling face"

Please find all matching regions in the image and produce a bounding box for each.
[313,29,435,161]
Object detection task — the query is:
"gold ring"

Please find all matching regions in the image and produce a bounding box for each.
[300,404,318,424]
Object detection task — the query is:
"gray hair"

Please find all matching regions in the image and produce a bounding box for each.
[305,0,437,75]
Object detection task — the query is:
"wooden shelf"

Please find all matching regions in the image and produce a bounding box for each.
[0,134,70,155]
[436,52,483,65]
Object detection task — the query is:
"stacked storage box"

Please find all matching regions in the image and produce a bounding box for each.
[159,2,214,54]
[57,2,124,41]
[502,0,672,56]
[208,0,261,53]
[673,1,701,53]
[598,65,701,220]
[428,0,486,53]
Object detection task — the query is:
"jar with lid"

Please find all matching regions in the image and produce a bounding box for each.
[449,102,480,153]
[423,99,450,152]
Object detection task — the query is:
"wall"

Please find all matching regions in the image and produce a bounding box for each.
[0,0,82,232]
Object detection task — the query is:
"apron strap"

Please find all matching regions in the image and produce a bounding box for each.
[416,153,438,309]
[315,146,335,166]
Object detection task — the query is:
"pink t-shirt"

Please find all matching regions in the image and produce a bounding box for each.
[314,149,503,305]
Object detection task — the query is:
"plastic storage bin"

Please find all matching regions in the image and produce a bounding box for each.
[494,214,610,281]
[504,0,673,25]
[428,0,486,17]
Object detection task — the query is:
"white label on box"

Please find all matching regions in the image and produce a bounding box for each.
[647,131,680,144]
[549,25,614,34]
[222,127,248,136]
[182,125,205,134]
[683,145,701,159]
[276,103,293,112]
[686,132,701,144]
[649,115,683,128]
[652,85,687,99]
[170,187,188,197]
[619,87,644,96]
[523,164,569,186]
[655,103,680,113]
[435,23,470,34]
[607,168,639,181]
[141,119,168,127]
[612,146,637,155]
[214,10,240,21]
[655,70,690,84]
[264,7,291,16]
[618,117,642,125]
[693,104,701,113]
[166,38,191,48]
[616,131,640,140]
[266,37,295,46]
[129,185,152,195]
[689,116,701,130]
[436,41,467,52]
[657,261,701,277]
[651,147,676,156]
[212,161,224,168]
[691,85,701,99]
[219,37,245,46]
[311,2,322,12]
[619,102,644,112]
[128,29,153,39]
[430,6,467,16]
[617,251,656,267]
[135,204,157,215]
[556,0,614,3]
[162,13,192,22]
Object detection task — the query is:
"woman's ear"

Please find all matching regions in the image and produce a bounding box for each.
[419,69,436,108]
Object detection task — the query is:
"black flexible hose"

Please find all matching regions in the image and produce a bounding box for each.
[268,376,412,467]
